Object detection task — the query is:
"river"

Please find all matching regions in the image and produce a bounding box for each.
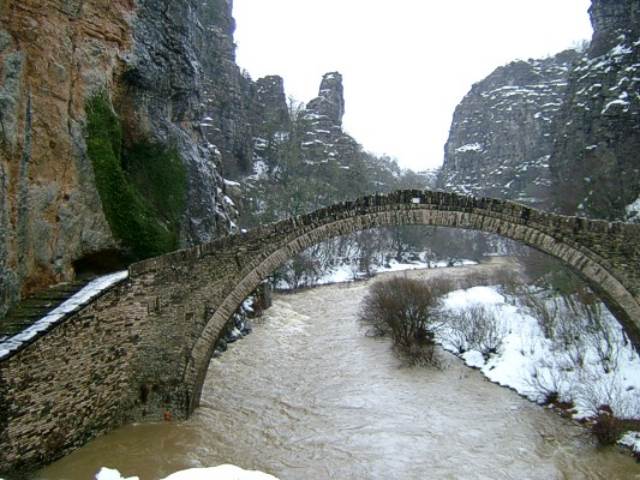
[37,266,640,479]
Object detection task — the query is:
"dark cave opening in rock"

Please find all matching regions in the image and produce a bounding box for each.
[72,250,130,279]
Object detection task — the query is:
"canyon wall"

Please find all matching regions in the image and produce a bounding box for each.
[439,50,579,210]
[441,0,640,223]
[0,1,255,316]
[550,0,640,219]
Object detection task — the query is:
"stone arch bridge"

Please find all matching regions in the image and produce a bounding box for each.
[2,190,640,473]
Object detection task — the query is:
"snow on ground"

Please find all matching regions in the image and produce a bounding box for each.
[436,285,640,452]
[276,257,477,289]
[0,271,129,360]
[95,465,280,480]
[619,431,640,456]
[162,466,280,480]
[95,468,139,480]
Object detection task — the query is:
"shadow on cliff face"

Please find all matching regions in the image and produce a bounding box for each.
[86,93,187,261]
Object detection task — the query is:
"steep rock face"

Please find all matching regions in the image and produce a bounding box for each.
[440,0,640,222]
[0,0,243,316]
[0,1,134,316]
[245,71,361,186]
[296,72,424,197]
[589,0,640,55]
[550,0,640,220]
[235,71,365,225]
[119,0,237,243]
[300,72,360,167]
[439,50,579,209]
[305,72,345,126]
[235,71,418,227]
[255,75,290,132]
[194,0,262,179]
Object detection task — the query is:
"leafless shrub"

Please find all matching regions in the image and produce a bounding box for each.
[576,372,640,446]
[443,305,505,358]
[360,277,437,346]
[591,407,625,445]
[527,358,575,405]
[501,250,638,446]
[426,276,456,299]
[521,285,623,373]
[570,300,624,374]
[550,299,589,369]
[520,289,559,340]
[576,370,640,418]
[359,276,454,365]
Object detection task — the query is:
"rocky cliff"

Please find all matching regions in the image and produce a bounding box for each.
[234,71,423,227]
[0,1,423,317]
[300,72,361,171]
[0,0,256,317]
[440,0,640,223]
[438,50,580,209]
[550,0,640,220]
[0,1,133,317]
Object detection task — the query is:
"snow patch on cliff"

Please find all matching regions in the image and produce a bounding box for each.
[625,195,640,222]
[455,142,483,153]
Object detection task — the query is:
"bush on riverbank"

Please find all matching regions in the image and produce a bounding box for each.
[440,304,504,359]
[359,276,452,365]
[591,405,626,445]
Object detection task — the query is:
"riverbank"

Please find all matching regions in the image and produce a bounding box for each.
[280,258,640,459]
[227,257,640,460]
[433,283,640,458]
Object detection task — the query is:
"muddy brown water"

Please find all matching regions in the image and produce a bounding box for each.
[37,265,640,479]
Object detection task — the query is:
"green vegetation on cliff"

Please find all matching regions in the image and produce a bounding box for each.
[86,94,186,259]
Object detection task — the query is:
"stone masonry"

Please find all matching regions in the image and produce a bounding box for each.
[1,190,640,475]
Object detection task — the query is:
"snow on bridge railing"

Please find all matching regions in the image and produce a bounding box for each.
[0,271,129,361]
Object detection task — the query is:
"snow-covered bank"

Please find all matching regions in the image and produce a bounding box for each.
[276,256,477,290]
[0,271,129,360]
[437,285,640,454]
[95,465,280,480]
[620,431,640,456]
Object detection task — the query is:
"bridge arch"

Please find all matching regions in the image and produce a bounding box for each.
[164,190,640,414]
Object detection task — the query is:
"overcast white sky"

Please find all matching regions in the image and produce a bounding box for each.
[233,0,593,171]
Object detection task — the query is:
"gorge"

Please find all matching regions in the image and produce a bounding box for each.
[1,0,640,477]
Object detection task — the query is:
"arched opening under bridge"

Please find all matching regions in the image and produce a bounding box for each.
[150,191,640,414]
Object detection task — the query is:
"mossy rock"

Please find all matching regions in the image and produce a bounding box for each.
[86,93,186,259]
